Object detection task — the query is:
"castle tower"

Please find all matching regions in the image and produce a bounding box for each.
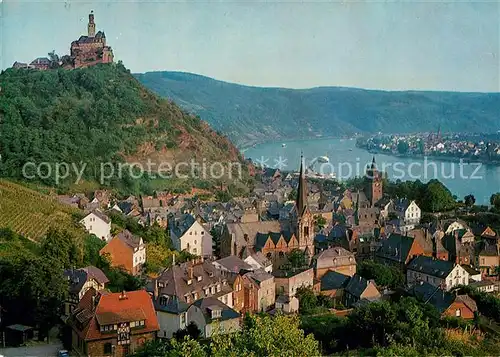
[88,10,96,37]
[365,156,383,206]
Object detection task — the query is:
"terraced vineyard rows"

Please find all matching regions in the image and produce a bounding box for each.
[0,179,85,241]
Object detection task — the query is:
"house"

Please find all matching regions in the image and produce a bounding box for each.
[406,256,469,291]
[243,251,273,273]
[80,210,111,242]
[99,230,146,276]
[394,199,421,232]
[170,214,213,257]
[469,280,497,293]
[314,247,356,279]
[406,281,477,319]
[481,226,498,244]
[187,297,241,338]
[69,289,159,357]
[275,295,299,314]
[477,245,499,276]
[243,270,275,312]
[212,256,253,274]
[63,266,109,316]
[461,265,481,282]
[149,259,235,338]
[343,274,381,308]
[320,270,351,300]
[273,268,314,297]
[375,233,426,270]
[444,219,470,235]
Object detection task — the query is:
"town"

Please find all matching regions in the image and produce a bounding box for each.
[2,7,500,357]
[2,152,500,356]
[357,131,500,164]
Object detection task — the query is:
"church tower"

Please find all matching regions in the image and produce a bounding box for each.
[293,154,315,262]
[88,11,96,37]
[365,156,383,206]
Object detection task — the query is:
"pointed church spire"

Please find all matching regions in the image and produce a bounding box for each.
[296,153,307,216]
[371,155,376,169]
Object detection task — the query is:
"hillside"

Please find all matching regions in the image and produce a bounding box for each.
[135,71,500,147]
[0,64,243,188]
[0,179,83,242]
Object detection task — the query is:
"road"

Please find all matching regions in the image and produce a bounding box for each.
[0,342,63,357]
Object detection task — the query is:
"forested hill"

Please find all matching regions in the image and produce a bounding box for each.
[0,63,243,187]
[135,71,500,147]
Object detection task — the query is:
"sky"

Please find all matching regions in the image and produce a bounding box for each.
[1,0,499,92]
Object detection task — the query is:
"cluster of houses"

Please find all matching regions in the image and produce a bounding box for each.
[55,156,500,357]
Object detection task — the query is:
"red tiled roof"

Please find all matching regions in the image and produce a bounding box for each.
[72,289,159,341]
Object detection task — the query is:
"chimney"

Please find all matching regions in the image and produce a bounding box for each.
[188,266,194,280]
[154,279,159,299]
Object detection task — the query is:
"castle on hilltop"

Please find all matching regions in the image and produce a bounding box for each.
[12,11,114,70]
[69,11,114,68]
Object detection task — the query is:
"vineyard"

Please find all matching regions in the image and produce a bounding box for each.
[0,179,85,241]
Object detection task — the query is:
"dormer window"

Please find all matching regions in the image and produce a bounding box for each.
[187,279,192,285]
[197,275,202,282]
[209,272,214,277]
[217,284,221,292]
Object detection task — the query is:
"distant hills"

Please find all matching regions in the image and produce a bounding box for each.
[135,71,500,147]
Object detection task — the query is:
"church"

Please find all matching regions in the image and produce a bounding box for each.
[220,156,315,269]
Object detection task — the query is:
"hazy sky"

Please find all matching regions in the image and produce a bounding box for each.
[1,0,499,91]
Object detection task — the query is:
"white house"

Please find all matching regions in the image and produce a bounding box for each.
[407,256,469,291]
[445,220,469,235]
[170,214,213,257]
[80,210,111,241]
[244,251,273,273]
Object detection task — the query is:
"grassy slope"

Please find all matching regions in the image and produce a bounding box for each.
[0,179,84,241]
[135,71,500,146]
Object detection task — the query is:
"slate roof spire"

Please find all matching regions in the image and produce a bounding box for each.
[296,152,307,216]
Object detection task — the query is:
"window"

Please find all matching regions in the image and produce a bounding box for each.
[201,231,204,235]
[130,321,136,328]
[197,275,202,281]
[194,231,197,235]
[194,240,197,244]
[104,343,112,354]
[211,286,216,294]
[217,284,221,292]
[455,309,461,317]
[180,313,186,325]
[193,248,197,254]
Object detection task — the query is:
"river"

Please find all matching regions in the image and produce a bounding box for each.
[243,138,500,205]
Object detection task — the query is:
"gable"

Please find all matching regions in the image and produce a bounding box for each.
[360,282,381,300]
[482,227,497,238]
[263,236,275,250]
[275,235,287,249]
[288,235,299,248]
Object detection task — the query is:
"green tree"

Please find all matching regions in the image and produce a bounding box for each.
[295,287,318,314]
[0,253,68,340]
[313,214,327,231]
[397,141,410,154]
[420,179,456,212]
[490,193,500,210]
[40,228,82,268]
[287,249,307,269]
[464,194,476,209]
[358,260,404,289]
